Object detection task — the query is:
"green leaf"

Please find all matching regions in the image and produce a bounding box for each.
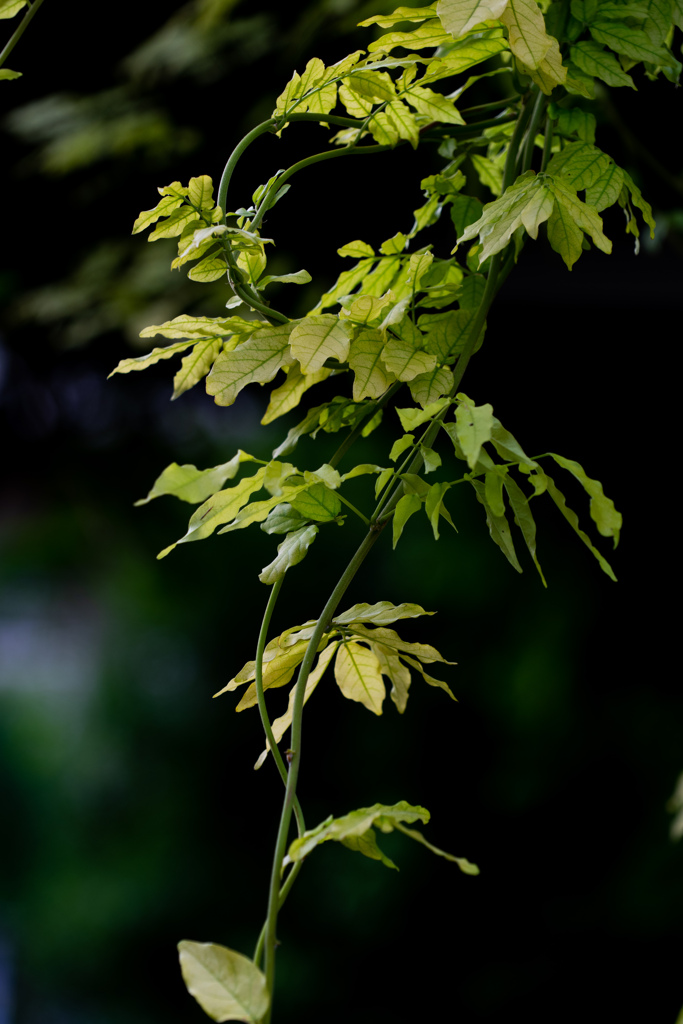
[0,1,28,17]
[140,315,256,340]
[621,168,656,238]
[235,640,313,709]
[484,467,506,517]
[403,83,465,124]
[400,653,457,700]
[177,941,268,1024]
[423,33,509,80]
[390,434,415,462]
[0,69,22,80]
[260,503,308,535]
[341,827,399,869]
[135,451,255,506]
[348,624,455,665]
[359,5,438,29]
[393,492,423,548]
[490,418,537,468]
[148,205,200,241]
[517,33,567,94]
[173,338,221,399]
[471,153,504,197]
[335,642,386,714]
[108,340,195,377]
[338,240,376,258]
[392,822,479,874]
[132,193,184,234]
[454,392,494,469]
[457,171,554,264]
[348,332,398,400]
[382,333,437,382]
[258,525,319,585]
[546,175,612,268]
[470,479,523,572]
[188,252,228,283]
[261,363,331,425]
[370,641,412,713]
[436,0,509,38]
[425,480,456,539]
[589,18,671,64]
[290,315,351,373]
[159,468,268,556]
[502,474,547,585]
[570,41,636,88]
[547,454,621,545]
[367,18,452,53]
[536,468,617,580]
[260,269,312,288]
[409,366,455,408]
[188,175,215,210]
[287,801,430,862]
[254,641,339,769]
[500,0,556,69]
[333,601,434,627]
[289,483,342,521]
[206,323,295,407]
[397,396,450,431]
[546,141,613,192]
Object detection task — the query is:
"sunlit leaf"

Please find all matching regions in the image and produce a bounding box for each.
[335,641,386,714]
[140,315,258,340]
[359,5,438,28]
[370,641,412,712]
[173,338,222,399]
[261,363,331,424]
[178,941,268,1024]
[289,483,342,521]
[334,601,434,627]
[132,193,184,234]
[159,469,268,556]
[547,453,621,545]
[382,333,437,382]
[258,525,320,585]
[503,474,546,585]
[470,478,523,572]
[436,0,509,38]
[290,315,352,373]
[348,625,455,665]
[188,175,215,210]
[348,332,397,400]
[403,82,465,124]
[135,451,256,506]
[454,392,494,469]
[288,801,430,861]
[397,397,450,431]
[236,640,312,709]
[108,340,195,377]
[206,323,295,407]
[500,0,554,69]
[188,252,228,283]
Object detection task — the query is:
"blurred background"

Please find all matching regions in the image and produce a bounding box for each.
[1,1,682,1022]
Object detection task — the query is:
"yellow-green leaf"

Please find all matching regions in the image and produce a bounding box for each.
[261,363,331,424]
[436,0,509,38]
[335,642,385,714]
[348,331,397,400]
[173,338,221,399]
[135,451,255,506]
[206,323,295,407]
[454,392,494,469]
[178,940,268,1024]
[290,315,351,373]
[500,0,553,69]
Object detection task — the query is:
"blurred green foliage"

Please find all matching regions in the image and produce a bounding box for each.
[1,2,682,1024]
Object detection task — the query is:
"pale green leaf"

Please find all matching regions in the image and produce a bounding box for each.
[425,480,456,539]
[393,653,457,699]
[337,240,375,258]
[547,175,612,266]
[454,392,494,469]
[403,83,465,124]
[621,168,656,238]
[341,828,399,869]
[546,141,613,192]
[135,451,255,506]
[206,323,295,407]
[436,0,509,37]
[545,194,584,269]
[339,80,374,117]
[484,467,506,517]
[346,68,396,101]
[290,315,351,373]
[188,175,215,210]
[0,0,28,17]
[420,444,442,473]
[217,485,309,535]
[423,34,509,80]
[382,334,437,382]
[358,5,438,28]
[0,68,22,79]
[368,110,401,146]
[548,453,621,545]
[334,601,433,627]
[132,194,184,234]
[490,418,537,468]
[254,642,339,769]
[343,293,395,326]
[370,641,412,713]
[261,363,331,425]
[367,18,452,53]
[348,625,455,665]
[160,469,268,556]
[148,205,199,241]
[173,338,221,399]
[108,340,195,377]
[397,397,450,431]
[335,642,386,714]
[457,171,554,263]
[393,823,479,874]
[386,100,421,148]
[259,269,312,288]
[178,941,268,1024]
[288,801,430,862]
[500,0,554,68]
[380,232,408,255]
[517,32,567,93]
[421,309,483,362]
[187,252,228,283]
[234,640,312,710]
[140,315,257,340]
[409,366,455,408]
[341,464,386,483]
[258,525,319,585]
[471,153,504,197]
[349,332,398,400]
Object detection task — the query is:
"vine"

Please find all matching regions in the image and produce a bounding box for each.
[110,1,680,1020]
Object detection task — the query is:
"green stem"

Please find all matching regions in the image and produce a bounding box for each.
[540,111,554,173]
[0,0,45,70]
[254,577,306,836]
[520,87,547,173]
[328,381,402,470]
[253,858,304,968]
[261,527,384,1023]
[337,493,370,525]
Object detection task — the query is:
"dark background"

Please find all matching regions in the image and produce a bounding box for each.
[1,2,681,1023]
